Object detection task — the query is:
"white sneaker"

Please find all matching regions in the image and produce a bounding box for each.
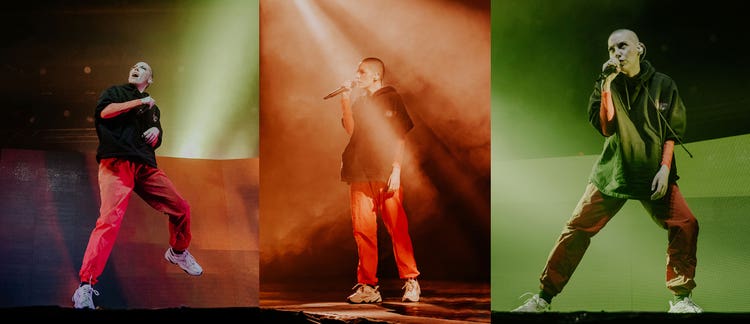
[511,293,550,313]
[165,248,203,276]
[72,284,99,309]
[402,278,420,302]
[668,296,703,313]
[346,283,382,304]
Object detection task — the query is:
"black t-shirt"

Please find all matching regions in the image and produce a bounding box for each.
[94,83,163,167]
[341,86,413,183]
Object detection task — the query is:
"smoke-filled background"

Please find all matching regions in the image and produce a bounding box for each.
[259,0,490,291]
[492,0,750,312]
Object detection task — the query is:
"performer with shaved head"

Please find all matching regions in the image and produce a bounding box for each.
[337,57,421,304]
[72,61,203,309]
[511,29,702,313]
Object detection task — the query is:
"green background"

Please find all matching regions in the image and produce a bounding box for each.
[491,0,750,312]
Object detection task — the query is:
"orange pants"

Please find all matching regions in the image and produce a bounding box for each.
[540,182,698,297]
[78,158,191,285]
[350,181,420,286]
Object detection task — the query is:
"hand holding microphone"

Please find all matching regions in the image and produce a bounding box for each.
[598,58,620,80]
[140,96,155,108]
[137,96,155,114]
[323,80,356,100]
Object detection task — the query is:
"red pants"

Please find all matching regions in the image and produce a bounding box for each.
[540,182,699,297]
[78,158,191,285]
[350,181,420,286]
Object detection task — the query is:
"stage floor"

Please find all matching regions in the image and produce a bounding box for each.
[0,279,490,323]
[261,278,491,323]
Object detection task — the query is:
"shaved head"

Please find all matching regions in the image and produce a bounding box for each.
[606,28,645,76]
[360,57,385,80]
[608,29,640,44]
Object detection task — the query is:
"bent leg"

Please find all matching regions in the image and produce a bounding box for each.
[134,165,192,251]
[540,183,626,297]
[641,183,698,296]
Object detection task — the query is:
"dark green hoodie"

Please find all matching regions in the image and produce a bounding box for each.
[587,60,687,199]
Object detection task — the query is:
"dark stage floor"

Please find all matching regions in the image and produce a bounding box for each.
[6,307,750,324]
[6,304,750,323]
[0,279,490,323]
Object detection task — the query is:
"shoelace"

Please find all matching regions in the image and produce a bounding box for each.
[518,292,548,309]
[76,285,100,307]
[182,253,197,266]
[80,285,100,297]
[517,292,536,301]
[172,250,196,265]
[351,284,379,294]
[402,280,416,291]
[672,298,701,311]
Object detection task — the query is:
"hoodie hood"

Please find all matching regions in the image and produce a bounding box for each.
[371,85,397,97]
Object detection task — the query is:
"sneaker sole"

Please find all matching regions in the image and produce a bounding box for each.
[347,297,382,304]
[72,301,96,310]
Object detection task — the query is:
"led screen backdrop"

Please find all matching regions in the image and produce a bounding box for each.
[491,0,750,312]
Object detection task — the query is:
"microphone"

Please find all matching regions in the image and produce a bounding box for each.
[597,62,619,80]
[323,81,355,100]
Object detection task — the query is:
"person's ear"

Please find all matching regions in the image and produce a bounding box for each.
[637,42,645,54]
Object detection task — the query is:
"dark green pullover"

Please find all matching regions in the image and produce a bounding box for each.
[587,60,687,199]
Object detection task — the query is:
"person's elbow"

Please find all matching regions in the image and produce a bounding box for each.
[100,111,115,119]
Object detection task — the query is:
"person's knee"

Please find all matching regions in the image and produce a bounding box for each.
[175,198,190,216]
[684,214,699,231]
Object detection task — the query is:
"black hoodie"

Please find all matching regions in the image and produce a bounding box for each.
[341,85,413,183]
[94,83,163,168]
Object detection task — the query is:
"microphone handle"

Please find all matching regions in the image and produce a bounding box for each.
[323,86,347,100]
[597,65,618,81]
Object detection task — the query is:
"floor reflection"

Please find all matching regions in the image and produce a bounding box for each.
[261,279,490,323]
